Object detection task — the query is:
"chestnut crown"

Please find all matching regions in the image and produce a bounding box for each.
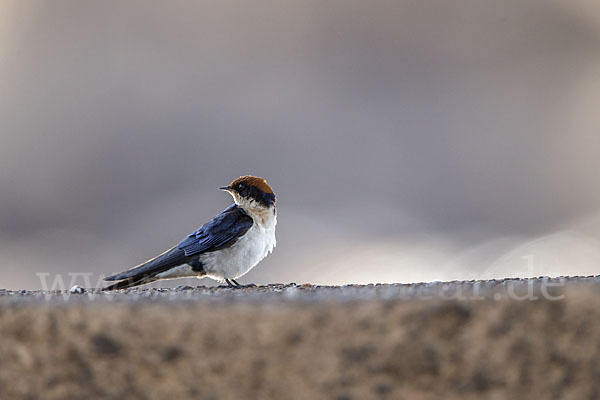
[220,175,276,207]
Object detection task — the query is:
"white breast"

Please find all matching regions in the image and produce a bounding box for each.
[199,213,276,281]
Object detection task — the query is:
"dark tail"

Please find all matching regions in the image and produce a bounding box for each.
[102,275,157,291]
[103,246,188,290]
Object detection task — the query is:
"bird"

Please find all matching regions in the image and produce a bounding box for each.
[103,175,276,290]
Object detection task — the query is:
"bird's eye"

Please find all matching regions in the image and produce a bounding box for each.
[238,183,244,190]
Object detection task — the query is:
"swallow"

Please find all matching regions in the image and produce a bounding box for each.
[103,175,276,290]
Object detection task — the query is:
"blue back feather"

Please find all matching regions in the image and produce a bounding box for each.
[177,204,254,256]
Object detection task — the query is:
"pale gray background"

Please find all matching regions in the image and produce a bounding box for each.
[1,0,600,289]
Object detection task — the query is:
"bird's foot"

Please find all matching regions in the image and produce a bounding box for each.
[225,279,238,288]
[232,279,257,288]
[224,279,255,289]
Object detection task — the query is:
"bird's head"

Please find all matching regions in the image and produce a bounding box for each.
[220,175,276,209]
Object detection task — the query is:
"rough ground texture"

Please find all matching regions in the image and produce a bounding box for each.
[1,277,600,400]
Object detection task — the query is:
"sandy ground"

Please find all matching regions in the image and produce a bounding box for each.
[1,277,600,399]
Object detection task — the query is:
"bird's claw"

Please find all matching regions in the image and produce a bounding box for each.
[224,279,256,289]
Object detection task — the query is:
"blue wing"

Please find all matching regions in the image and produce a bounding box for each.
[103,204,253,289]
[177,204,254,257]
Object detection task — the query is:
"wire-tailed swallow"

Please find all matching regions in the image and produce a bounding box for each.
[103,175,276,290]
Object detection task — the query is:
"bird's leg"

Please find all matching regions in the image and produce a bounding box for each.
[225,279,237,288]
[225,279,255,288]
[231,279,256,288]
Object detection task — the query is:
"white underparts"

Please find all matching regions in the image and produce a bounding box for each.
[154,264,197,280]
[200,203,277,281]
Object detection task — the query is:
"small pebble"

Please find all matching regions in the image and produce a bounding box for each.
[70,285,85,294]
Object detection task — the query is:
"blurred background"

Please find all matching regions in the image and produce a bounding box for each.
[1,0,600,289]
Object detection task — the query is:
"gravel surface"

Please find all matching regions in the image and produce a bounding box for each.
[2,275,598,305]
[1,277,600,399]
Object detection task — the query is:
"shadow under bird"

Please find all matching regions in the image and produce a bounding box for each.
[103,175,277,290]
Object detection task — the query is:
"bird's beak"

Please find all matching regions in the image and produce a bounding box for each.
[219,186,232,192]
